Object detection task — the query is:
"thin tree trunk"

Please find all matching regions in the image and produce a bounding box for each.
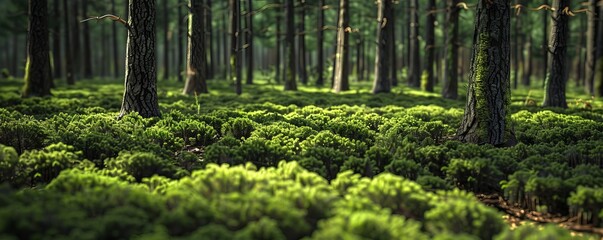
[333,0,350,93]
[389,5,398,87]
[162,0,169,80]
[585,0,598,94]
[543,0,570,108]
[82,0,93,78]
[372,0,392,94]
[597,2,603,97]
[11,35,18,77]
[575,16,586,87]
[52,0,61,79]
[72,0,81,77]
[207,0,214,79]
[119,0,161,118]
[542,4,549,86]
[284,0,297,90]
[23,0,51,97]
[245,0,254,84]
[298,0,308,85]
[62,0,74,85]
[522,35,533,86]
[112,0,120,78]
[408,0,421,88]
[442,0,460,99]
[457,0,515,146]
[177,1,184,82]
[513,1,520,89]
[230,0,242,94]
[316,0,325,86]
[275,4,282,84]
[183,0,208,95]
[424,0,435,92]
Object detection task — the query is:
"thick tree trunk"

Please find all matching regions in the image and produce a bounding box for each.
[119,0,161,118]
[82,0,93,78]
[372,0,392,94]
[442,0,460,99]
[333,0,350,93]
[62,0,74,85]
[183,0,208,95]
[112,0,120,78]
[23,0,51,97]
[284,0,297,90]
[52,0,61,79]
[245,0,254,84]
[316,0,325,86]
[298,0,308,85]
[424,0,436,92]
[585,0,598,94]
[457,0,515,147]
[543,0,570,108]
[177,1,184,82]
[408,0,421,88]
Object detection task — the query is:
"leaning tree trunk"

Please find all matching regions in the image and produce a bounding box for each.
[333,0,350,93]
[424,0,436,92]
[119,0,161,118]
[372,0,392,94]
[183,0,208,95]
[284,0,297,90]
[316,0,325,86]
[543,0,570,108]
[457,0,515,147]
[230,0,243,94]
[23,0,51,97]
[442,0,460,99]
[408,0,421,88]
[585,0,598,95]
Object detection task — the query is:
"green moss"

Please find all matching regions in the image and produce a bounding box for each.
[473,32,491,141]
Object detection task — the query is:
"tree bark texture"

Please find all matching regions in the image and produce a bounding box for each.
[585,0,598,95]
[23,0,51,97]
[183,0,208,95]
[408,0,421,88]
[316,0,325,86]
[372,0,392,94]
[284,0,297,90]
[230,0,243,94]
[543,0,569,108]
[424,0,436,92]
[119,0,161,118]
[442,0,460,99]
[457,0,515,147]
[245,0,254,84]
[333,0,350,93]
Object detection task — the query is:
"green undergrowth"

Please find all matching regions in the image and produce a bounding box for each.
[0,77,602,239]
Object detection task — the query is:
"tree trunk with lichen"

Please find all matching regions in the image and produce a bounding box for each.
[183,0,208,95]
[457,0,515,147]
[543,0,569,108]
[333,0,350,93]
[119,0,161,118]
[22,0,51,98]
[372,0,392,94]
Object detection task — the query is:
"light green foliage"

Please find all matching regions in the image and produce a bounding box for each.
[105,151,178,181]
[19,143,83,184]
[494,224,595,240]
[0,144,18,183]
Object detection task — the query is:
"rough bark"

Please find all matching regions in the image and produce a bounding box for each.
[457,0,515,147]
[23,0,51,98]
[333,0,350,93]
[284,0,297,90]
[585,0,598,95]
[245,0,254,84]
[316,0,325,86]
[442,0,460,99]
[543,0,570,108]
[372,0,392,94]
[408,0,421,88]
[183,0,208,95]
[230,0,243,94]
[52,0,61,79]
[82,0,93,78]
[424,0,436,92]
[62,0,74,85]
[119,0,161,118]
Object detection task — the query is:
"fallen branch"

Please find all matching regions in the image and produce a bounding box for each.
[80,14,131,32]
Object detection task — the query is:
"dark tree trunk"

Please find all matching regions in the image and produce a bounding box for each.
[542,4,549,86]
[298,0,308,85]
[112,0,120,78]
[424,0,435,92]
[183,0,208,95]
[522,35,533,86]
[408,0,421,88]
[206,0,214,79]
[585,0,598,94]
[162,0,169,80]
[406,0,411,73]
[62,0,74,85]
[372,0,392,94]
[82,0,93,78]
[119,0,161,118]
[52,0,61,79]
[597,3,603,97]
[333,0,350,93]
[316,0,325,86]
[245,0,254,84]
[71,0,81,77]
[275,4,282,84]
[389,4,398,86]
[223,2,230,80]
[543,0,570,108]
[284,0,297,90]
[442,0,460,99]
[177,1,184,82]
[230,0,243,94]
[23,0,51,97]
[513,0,520,89]
[457,0,515,147]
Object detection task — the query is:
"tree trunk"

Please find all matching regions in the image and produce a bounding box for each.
[597,2,603,97]
[82,0,93,78]
[161,0,169,80]
[119,0,161,118]
[275,5,282,84]
[245,0,254,84]
[298,0,308,85]
[177,1,184,82]
[585,0,598,95]
[389,4,398,87]
[457,0,515,147]
[372,0,392,94]
[112,0,120,78]
[424,0,436,92]
[522,34,533,86]
[23,0,51,97]
[206,0,214,79]
[442,0,460,99]
[333,0,350,93]
[543,0,570,108]
[408,0,421,88]
[52,0,61,79]
[542,4,549,86]
[183,0,208,95]
[71,0,81,77]
[316,0,325,86]
[513,0,520,89]
[230,0,243,94]
[62,0,74,85]
[284,0,297,90]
